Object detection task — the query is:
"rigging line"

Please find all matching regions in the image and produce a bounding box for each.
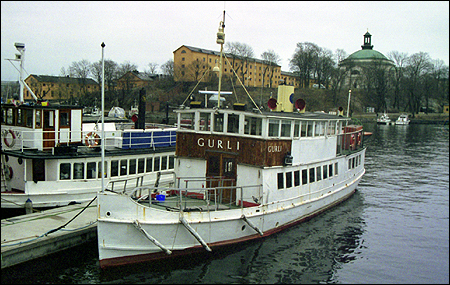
[223,55,262,114]
[181,68,212,106]
[45,196,97,236]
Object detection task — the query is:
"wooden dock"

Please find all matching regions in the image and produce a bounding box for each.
[1,199,98,269]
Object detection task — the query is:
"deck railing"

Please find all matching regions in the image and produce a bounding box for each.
[1,126,176,153]
[128,176,263,212]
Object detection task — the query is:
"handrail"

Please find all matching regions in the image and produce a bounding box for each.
[1,127,176,152]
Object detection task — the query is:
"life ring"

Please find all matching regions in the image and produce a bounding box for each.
[4,165,13,180]
[85,132,101,148]
[4,129,16,148]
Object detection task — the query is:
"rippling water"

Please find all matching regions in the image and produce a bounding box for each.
[2,123,449,284]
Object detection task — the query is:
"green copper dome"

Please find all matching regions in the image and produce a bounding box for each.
[346,49,389,60]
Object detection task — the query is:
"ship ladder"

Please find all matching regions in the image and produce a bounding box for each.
[179,216,212,252]
[241,215,263,236]
[133,220,172,255]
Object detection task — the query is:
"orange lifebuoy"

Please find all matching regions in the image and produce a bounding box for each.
[85,132,100,147]
[4,129,16,148]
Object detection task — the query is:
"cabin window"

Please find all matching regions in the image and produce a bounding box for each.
[329,164,333,177]
[138,158,145,173]
[244,116,262,136]
[169,155,175,169]
[316,166,322,181]
[268,119,279,137]
[293,121,300,137]
[307,121,314,137]
[120,159,127,176]
[98,162,107,178]
[129,159,137,175]
[161,156,167,170]
[301,169,308,185]
[294,170,300,186]
[323,165,328,179]
[334,162,338,175]
[300,121,307,137]
[146,157,153,173]
[199,112,211,131]
[154,156,160,171]
[286,172,292,188]
[111,160,119,177]
[277,172,284,189]
[327,121,336,135]
[60,163,71,180]
[315,121,325,137]
[214,113,224,132]
[73,163,84,179]
[6,108,13,125]
[227,114,239,134]
[17,109,23,125]
[60,112,69,127]
[281,120,291,137]
[309,168,315,183]
[87,162,96,179]
[26,110,33,127]
[180,112,194,129]
[35,110,41,128]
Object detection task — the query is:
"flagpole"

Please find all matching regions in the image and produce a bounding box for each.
[101,42,105,193]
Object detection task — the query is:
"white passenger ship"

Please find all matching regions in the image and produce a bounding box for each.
[96,13,367,268]
[1,103,176,211]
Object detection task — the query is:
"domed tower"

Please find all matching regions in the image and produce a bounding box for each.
[339,30,394,89]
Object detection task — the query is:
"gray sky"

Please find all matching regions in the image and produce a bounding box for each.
[1,1,449,81]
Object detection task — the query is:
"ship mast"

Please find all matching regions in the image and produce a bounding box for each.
[214,10,226,108]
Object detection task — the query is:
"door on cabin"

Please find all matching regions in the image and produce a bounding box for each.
[42,110,55,150]
[206,152,236,204]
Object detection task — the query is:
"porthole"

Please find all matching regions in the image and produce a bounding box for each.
[241,225,246,231]
[18,157,23,165]
[106,211,111,217]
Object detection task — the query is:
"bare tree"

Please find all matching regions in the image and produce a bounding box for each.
[116,61,138,79]
[403,52,432,115]
[261,49,281,88]
[289,42,320,88]
[225,41,254,85]
[147,63,159,74]
[387,51,408,111]
[161,59,174,77]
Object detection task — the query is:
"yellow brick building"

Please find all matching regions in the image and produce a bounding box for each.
[173,45,298,88]
[23,74,99,102]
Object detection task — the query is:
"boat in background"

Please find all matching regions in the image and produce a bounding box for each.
[377,113,391,125]
[1,43,176,213]
[1,102,176,211]
[96,11,367,269]
[395,114,410,125]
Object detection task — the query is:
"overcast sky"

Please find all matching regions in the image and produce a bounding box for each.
[1,1,449,81]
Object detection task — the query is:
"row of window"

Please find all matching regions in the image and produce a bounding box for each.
[180,111,342,138]
[59,155,175,180]
[348,154,362,170]
[277,162,339,190]
[1,108,70,128]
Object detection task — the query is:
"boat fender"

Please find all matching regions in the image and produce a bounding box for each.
[4,165,13,180]
[85,132,101,147]
[4,129,16,148]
